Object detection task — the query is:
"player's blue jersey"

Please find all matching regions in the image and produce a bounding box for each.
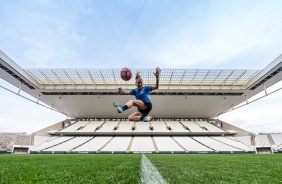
[130,86,152,102]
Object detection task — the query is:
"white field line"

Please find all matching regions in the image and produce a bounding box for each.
[140,154,168,184]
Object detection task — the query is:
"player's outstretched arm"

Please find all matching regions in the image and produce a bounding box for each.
[118,87,131,95]
[152,67,160,90]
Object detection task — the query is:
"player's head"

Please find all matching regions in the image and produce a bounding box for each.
[135,77,143,89]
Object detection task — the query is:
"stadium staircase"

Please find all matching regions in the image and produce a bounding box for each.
[190,137,215,152]
[35,137,76,153]
[126,136,134,153]
[97,136,115,153]
[210,137,244,152]
[170,136,188,153]
[228,136,254,150]
[151,136,160,153]
[71,136,96,151]
[267,134,275,145]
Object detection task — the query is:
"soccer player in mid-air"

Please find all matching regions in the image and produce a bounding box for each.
[113,67,161,122]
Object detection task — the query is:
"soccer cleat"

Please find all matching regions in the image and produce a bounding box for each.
[143,115,152,122]
[113,101,124,113]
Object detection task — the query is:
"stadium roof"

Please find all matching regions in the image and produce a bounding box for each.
[1,50,282,119]
[25,68,260,88]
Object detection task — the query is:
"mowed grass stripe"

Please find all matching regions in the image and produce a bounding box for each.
[145,154,282,183]
[0,154,141,183]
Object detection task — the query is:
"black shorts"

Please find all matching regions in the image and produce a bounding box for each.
[137,100,152,116]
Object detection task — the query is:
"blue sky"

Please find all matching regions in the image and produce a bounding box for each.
[1,0,282,133]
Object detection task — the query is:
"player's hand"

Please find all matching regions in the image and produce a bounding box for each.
[118,87,122,94]
[153,67,161,77]
[135,71,141,79]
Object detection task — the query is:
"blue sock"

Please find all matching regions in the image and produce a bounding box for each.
[122,105,128,110]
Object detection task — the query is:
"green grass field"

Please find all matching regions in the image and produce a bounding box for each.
[0,154,282,183]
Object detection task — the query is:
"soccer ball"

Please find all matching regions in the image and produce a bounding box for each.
[120,67,132,81]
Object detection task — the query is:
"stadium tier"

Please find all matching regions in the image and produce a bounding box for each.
[28,119,257,154]
[52,120,230,136]
[30,135,255,154]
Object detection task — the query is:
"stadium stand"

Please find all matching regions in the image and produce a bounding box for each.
[0,120,276,155]
[211,137,254,152]
[1,119,269,154]
[270,133,282,150]
[196,121,226,132]
[251,134,274,153]
[130,136,156,153]
[100,136,132,153]
[151,121,171,133]
[255,134,271,146]
[153,136,185,153]
[33,135,52,147]
[181,121,209,132]
[58,121,89,133]
[193,136,243,153]
[25,119,270,154]
[0,133,31,152]
[31,136,74,152]
[43,137,93,153]
[96,121,119,133]
[134,122,151,133]
[267,134,275,145]
[72,136,112,153]
[115,121,135,132]
[172,136,213,153]
[233,136,252,147]
[165,121,188,132]
[76,121,104,132]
